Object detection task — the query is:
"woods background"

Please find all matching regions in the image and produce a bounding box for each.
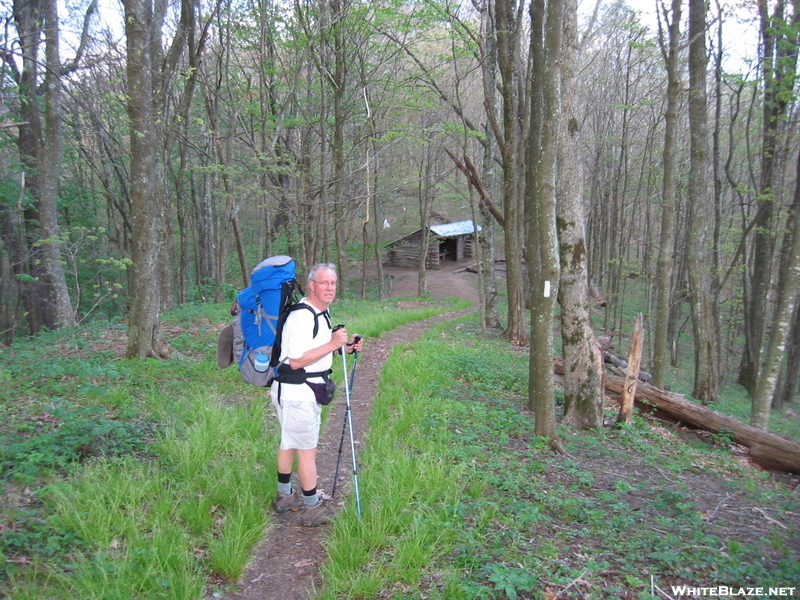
[1,0,798,434]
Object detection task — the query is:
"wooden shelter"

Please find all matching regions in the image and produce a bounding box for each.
[383,220,479,269]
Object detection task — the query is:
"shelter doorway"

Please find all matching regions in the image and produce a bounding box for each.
[438,238,458,262]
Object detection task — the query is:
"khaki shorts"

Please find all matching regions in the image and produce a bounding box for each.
[271,384,321,450]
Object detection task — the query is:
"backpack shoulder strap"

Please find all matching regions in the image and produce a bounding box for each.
[269,302,331,367]
[315,308,332,337]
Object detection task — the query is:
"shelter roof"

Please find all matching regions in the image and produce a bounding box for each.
[429,220,480,237]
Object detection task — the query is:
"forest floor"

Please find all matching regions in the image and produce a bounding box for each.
[208,262,800,600]
[209,261,482,600]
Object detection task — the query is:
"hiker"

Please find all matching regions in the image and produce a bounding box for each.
[271,262,363,526]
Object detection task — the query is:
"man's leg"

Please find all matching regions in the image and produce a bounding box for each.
[297,446,331,526]
[277,448,295,475]
[274,448,303,513]
[297,447,319,505]
[277,448,295,493]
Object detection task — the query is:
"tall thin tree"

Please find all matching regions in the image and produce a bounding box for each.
[652,0,682,389]
[557,0,603,429]
[528,0,563,444]
[122,0,194,358]
[752,149,800,429]
[686,0,719,403]
[495,0,529,344]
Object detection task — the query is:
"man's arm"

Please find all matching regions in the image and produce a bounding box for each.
[288,327,349,370]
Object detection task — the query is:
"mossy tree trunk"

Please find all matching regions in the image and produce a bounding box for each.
[557,0,603,429]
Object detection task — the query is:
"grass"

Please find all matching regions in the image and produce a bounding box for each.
[0,296,462,599]
[319,314,800,599]
[1,293,797,599]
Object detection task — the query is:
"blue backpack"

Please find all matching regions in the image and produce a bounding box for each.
[216,255,332,388]
[229,255,301,387]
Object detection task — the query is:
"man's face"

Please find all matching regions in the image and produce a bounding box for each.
[308,269,338,308]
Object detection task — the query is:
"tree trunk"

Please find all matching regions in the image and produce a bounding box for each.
[417,145,435,296]
[739,0,799,394]
[527,0,562,442]
[686,0,719,403]
[361,130,372,299]
[122,0,194,356]
[557,0,603,429]
[495,0,528,345]
[39,0,75,327]
[752,150,800,429]
[478,7,502,330]
[617,315,644,424]
[331,0,349,294]
[777,300,800,407]
[123,0,170,358]
[652,0,681,389]
[10,0,53,334]
[371,138,385,300]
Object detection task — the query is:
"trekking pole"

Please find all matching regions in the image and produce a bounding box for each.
[332,390,349,498]
[340,341,362,518]
[332,334,360,499]
[348,337,360,391]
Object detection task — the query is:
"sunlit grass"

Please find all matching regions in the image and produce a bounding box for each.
[2,291,797,599]
[319,312,800,599]
[0,296,461,598]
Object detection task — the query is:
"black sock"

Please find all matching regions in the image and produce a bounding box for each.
[277,472,292,484]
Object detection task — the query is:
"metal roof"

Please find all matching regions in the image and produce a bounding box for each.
[429,219,480,237]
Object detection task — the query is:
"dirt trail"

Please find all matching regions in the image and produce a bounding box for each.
[212,263,479,600]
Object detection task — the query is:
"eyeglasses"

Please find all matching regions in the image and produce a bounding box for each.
[312,280,337,288]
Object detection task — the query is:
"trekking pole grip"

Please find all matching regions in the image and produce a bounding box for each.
[332,324,345,354]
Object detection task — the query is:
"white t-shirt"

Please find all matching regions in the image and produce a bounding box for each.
[274,300,332,398]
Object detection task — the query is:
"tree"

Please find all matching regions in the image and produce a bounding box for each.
[752,150,800,429]
[122,0,195,358]
[652,0,682,389]
[528,0,563,442]
[494,0,529,344]
[7,0,50,335]
[416,140,436,297]
[3,0,83,334]
[329,0,351,294]
[686,0,719,403]
[557,0,603,429]
[738,0,800,395]
[37,0,75,328]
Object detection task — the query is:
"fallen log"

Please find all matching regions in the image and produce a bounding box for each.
[554,358,800,474]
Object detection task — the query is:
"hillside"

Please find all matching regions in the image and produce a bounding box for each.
[1,263,798,599]
[217,264,799,600]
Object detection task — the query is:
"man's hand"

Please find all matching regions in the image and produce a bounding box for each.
[348,334,363,354]
[289,325,349,370]
[331,326,349,350]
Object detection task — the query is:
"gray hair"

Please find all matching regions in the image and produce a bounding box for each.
[307,263,337,282]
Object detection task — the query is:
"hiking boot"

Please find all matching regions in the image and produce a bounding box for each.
[300,499,333,526]
[273,490,303,514]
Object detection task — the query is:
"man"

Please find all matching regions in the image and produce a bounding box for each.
[271,262,362,526]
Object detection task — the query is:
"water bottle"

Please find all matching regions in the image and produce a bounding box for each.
[254,351,269,372]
